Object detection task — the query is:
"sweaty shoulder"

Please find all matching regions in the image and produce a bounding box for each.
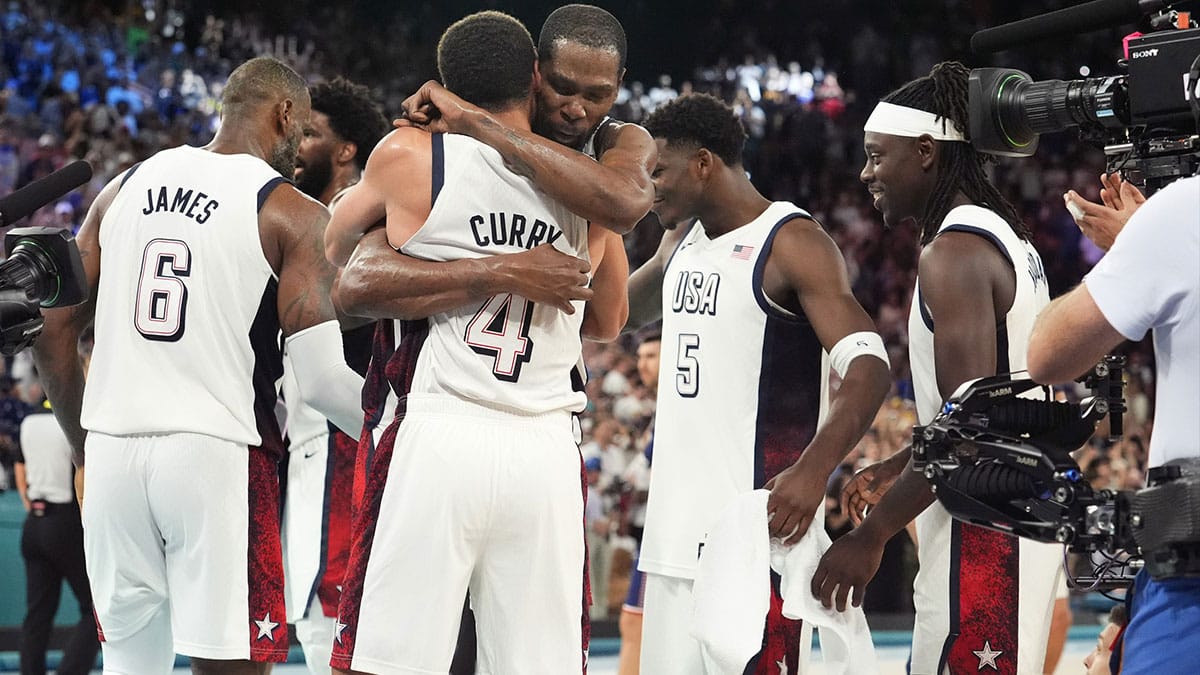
[919,229,1011,292]
[769,213,832,258]
[368,127,433,169]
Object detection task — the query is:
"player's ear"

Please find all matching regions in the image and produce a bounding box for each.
[276,98,293,135]
[917,134,937,171]
[336,142,356,166]
[693,148,714,181]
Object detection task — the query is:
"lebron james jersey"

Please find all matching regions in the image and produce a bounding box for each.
[398,133,590,415]
[640,201,829,579]
[906,204,1059,675]
[82,145,289,447]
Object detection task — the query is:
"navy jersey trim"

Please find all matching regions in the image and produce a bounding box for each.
[258,177,290,212]
[432,133,445,205]
[941,224,1013,266]
[248,278,285,460]
[751,212,814,323]
[918,287,935,332]
[118,161,143,189]
[587,116,620,159]
[938,520,963,673]
[662,218,699,273]
[996,319,1010,374]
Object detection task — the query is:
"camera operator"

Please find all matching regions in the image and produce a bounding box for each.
[1028,173,1200,674]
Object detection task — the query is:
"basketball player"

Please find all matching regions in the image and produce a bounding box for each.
[627,93,891,674]
[811,62,1061,675]
[327,12,627,674]
[31,56,365,674]
[381,4,655,240]
[279,76,387,675]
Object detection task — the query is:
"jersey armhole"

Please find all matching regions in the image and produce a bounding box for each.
[257,177,291,212]
[118,161,143,189]
[940,224,1013,267]
[431,132,445,206]
[752,212,814,323]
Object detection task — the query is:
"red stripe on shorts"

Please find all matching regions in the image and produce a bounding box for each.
[246,446,289,662]
[330,417,402,670]
[947,521,1020,675]
[751,571,802,674]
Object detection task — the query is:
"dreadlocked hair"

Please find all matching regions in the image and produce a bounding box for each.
[883,61,1030,245]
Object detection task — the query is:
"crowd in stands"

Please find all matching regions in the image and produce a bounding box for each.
[0,0,1160,617]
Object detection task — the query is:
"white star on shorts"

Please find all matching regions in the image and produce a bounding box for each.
[335,618,348,645]
[254,613,279,641]
[972,640,1003,671]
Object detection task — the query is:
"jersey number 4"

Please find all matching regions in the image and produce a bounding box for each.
[134,238,191,341]
[465,293,535,382]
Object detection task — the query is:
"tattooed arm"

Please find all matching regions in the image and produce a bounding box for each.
[260,184,364,436]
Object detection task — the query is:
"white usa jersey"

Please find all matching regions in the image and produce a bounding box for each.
[83,145,290,448]
[906,204,1060,675]
[908,204,1050,424]
[398,133,589,415]
[640,201,829,579]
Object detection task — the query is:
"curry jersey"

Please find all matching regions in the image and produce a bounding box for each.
[906,204,1059,675]
[82,145,289,447]
[397,133,589,415]
[640,201,828,579]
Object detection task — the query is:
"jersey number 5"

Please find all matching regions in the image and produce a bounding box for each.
[465,293,535,382]
[676,333,700,397]
[134,238,191,341]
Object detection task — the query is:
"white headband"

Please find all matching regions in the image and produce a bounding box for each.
[864,102,966,142]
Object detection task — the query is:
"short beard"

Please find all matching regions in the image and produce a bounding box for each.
[295,157,333,200]
[268,135,300,178]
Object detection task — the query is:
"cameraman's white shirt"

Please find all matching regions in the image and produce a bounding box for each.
[1084,175,1199,467]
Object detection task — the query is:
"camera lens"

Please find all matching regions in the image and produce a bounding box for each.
[969,68,1131,156]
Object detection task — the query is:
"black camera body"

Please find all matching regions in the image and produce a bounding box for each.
[0,227,88,355]
[969,25,1200,189]
[914,358,1200,588]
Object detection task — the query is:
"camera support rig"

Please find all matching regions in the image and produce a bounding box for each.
[913,357,1200,589]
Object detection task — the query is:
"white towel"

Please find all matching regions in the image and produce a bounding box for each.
[691,489,879,674]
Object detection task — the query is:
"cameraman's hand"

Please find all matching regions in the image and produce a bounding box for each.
[1064,173,1145,252]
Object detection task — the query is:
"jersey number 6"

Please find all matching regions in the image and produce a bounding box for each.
[134,238,191,342]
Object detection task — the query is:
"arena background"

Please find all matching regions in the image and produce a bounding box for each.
[0,0,1168,671]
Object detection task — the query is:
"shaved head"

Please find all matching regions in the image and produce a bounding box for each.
[221,56,309,120]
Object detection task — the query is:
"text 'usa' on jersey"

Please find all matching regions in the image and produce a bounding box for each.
[397,133,591,415]
[640,202,829,580]
[83,145,287,448]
